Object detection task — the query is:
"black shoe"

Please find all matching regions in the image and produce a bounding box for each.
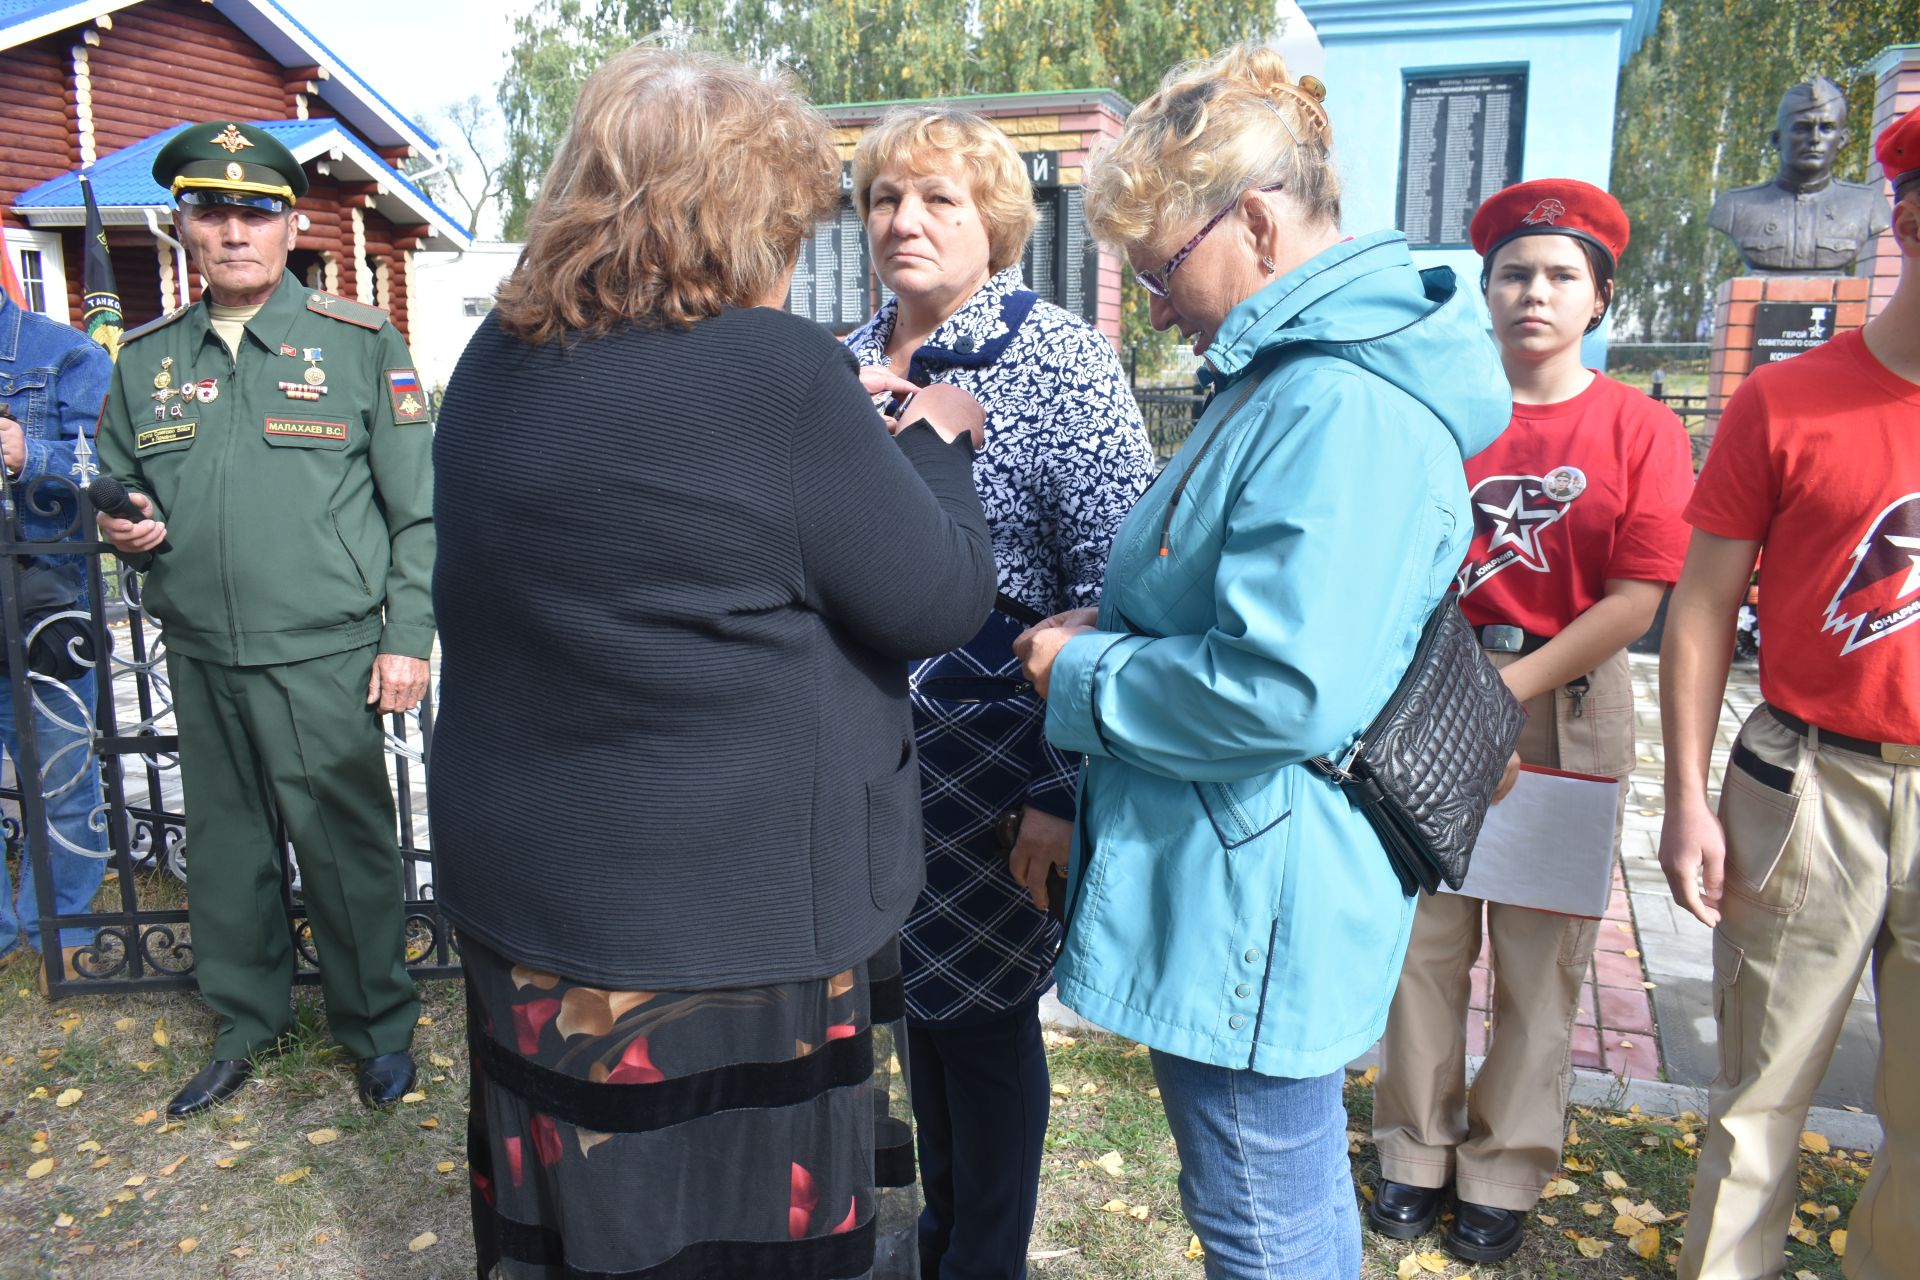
[1444,1200,1524,1264]
[1367,1180,1447,1239]
[166,1059,252,1118]
[356,1050,416,1107]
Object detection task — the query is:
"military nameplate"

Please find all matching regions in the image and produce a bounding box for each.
[264,418,348,443]
[386,369,432,423]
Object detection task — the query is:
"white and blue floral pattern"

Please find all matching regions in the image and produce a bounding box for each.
[846,266,1154,1022]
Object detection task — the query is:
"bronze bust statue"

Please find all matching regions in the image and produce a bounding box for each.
[1709,77,1890,274]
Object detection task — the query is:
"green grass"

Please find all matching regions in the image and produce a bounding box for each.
[0,990,1868,1278]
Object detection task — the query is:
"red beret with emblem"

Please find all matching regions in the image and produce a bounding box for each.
[1879,103,1920,202]
[1469,178,1631,268]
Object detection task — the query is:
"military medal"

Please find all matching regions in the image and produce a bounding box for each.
[302,347,326,387]
[153,356,174,392]
[195,379,219,404]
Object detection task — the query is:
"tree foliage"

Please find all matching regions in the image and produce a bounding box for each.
[1610,0,1920,342]
[496,1,1277,368]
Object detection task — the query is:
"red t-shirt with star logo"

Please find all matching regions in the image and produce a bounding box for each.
[1687,328,1920,744]
[1458,371,1694,636]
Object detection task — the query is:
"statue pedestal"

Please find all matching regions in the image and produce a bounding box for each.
[1709,275,1873,416]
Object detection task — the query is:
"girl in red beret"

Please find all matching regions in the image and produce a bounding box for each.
[1367,178,1696,1263]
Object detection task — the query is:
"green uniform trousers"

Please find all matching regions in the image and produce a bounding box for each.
[168,643,417,1060]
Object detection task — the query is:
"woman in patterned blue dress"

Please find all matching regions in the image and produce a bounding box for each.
[845,107,1155,1279]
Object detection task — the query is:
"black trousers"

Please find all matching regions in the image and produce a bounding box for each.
[906,996,1050,1280]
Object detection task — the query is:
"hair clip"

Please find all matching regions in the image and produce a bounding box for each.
[1259,96,1303,148]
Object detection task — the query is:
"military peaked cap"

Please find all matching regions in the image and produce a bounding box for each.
[154,122,308,213]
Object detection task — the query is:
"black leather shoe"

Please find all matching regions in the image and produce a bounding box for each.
[1367,1180,1447,1239]
[166,1059,252,1118]
[1444,1200,1524,1263]
[356,1050,416,1107]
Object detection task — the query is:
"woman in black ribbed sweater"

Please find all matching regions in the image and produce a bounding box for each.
[428,45,995,1280]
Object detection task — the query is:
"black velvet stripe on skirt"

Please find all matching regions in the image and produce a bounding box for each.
[460,932,919,1280]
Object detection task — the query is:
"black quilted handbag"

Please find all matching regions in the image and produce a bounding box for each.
[1307,589,1526,896]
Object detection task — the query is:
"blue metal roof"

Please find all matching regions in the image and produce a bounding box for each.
[15,118,468,247]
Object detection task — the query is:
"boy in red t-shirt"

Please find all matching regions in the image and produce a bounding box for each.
[1661,106,1920,1280]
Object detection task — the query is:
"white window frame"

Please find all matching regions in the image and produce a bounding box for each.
[4,228,71,325]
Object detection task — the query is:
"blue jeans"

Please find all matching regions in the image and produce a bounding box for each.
[0,667,107,955]
[1151,1052,1361,1280]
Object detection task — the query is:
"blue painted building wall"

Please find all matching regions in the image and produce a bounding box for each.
[1297,0,1660,364]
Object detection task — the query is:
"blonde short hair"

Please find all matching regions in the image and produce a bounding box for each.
[1084,44,1339,250]
[851,107,1037,274]
[495,45,839,343]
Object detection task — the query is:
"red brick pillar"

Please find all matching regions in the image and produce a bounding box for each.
[1709,275,1872,413]
[1867,45,1920,319]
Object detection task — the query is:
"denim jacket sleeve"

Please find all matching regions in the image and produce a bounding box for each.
[14,335,110,486]
[1044,367,1451,783]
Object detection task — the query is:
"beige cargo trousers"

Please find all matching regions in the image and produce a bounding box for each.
[1678,706,1918,1280]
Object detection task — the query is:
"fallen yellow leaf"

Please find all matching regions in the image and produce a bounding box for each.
[54,1213,74,1227]
[75,1140,101,1154]
[1395,1256,1422,1280]
[400,1090,426,1104]
[1789,1223,1818,1246]
[1576,1235,1611,1258]
[1614,1214,1645,1237]
[305,1128,340,1146]
[1540,1177,1580,1199]
[1801,1131,1831,1155]
[1829,1229,1847,1256]
[1185,1234,1205,1261]
[123,1174,147,1188]
[55,1088,82,1108]
[275,1167,311,1186]
[28,1139,47,1154]
[1100,1198,1129,1213]
[1630,1226,1660,1259]
[419,1116,439,1130]
[1127,1204,1150,1221]
[115,1017,135,1031]
[1415,1250,1449,1273]
[1079,1082,1100,1095]
[230,1246,254,1259]
[89,1156,111,1169]
[1093,1150,1125,1177]
[408,1231,438,1252]
[213,1158,236,1169]
[132,1108,158,1127]
[1823,1205,1841,1223]
[25,1157,55,1179]
[1536,1213,1559,1226]
[158,1155,187,1177]
[428,1052,454,1069]
[227,1139,252,1151]
[1563,1156,1595,1172]
[1566,1120,1582,1146]
[178,1239,198,1254]
[1050,1083,1069,1097]
[155,1121,183,1134]
[152,1018,169,1048]
[1360,1065,1380,1086]
[435,1160,456,1173]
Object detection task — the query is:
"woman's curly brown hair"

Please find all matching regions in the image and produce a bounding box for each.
[495,44,840,343]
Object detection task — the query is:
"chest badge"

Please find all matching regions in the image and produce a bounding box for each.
[1541,465,1587,503]
[152,357,174,391]
[194,379,219,404]
[302,347,326,388]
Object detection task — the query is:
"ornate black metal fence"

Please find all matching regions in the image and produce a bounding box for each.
[1132,382,1209,464]
[2,460,455,998]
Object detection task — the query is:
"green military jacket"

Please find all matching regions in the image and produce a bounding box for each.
[96,272,435,666]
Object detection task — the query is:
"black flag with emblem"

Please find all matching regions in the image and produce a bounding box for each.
[79,172,122,360]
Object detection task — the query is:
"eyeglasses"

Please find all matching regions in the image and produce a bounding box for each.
[1134,184,1286,299]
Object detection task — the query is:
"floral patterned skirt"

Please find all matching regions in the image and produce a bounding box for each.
[461,931,920,1279]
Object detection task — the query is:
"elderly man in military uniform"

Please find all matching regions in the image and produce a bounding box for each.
[1710,77,1891,273]
[94,122,435,1118]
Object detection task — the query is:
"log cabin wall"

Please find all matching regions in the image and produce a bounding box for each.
[6,0,428,341]
[0,36,75,211]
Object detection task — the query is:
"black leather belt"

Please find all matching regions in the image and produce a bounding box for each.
[1475,624,1549,656]
[1768,706,1920,766]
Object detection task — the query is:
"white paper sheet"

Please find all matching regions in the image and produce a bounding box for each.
[1441,765,1621,917]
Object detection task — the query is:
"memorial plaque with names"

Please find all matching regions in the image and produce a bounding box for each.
[786,200,871,333]
[1751,302,1836,364]
[1398,70,1527,248]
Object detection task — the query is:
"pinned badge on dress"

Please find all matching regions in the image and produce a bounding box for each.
[153,357,174,391]
[1541,465,1587,503]
[195,379,219,404]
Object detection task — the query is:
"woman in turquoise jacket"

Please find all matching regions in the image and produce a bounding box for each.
[1015,46,1510,1279]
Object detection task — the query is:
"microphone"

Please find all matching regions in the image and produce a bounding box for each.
[87,475,172,555]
